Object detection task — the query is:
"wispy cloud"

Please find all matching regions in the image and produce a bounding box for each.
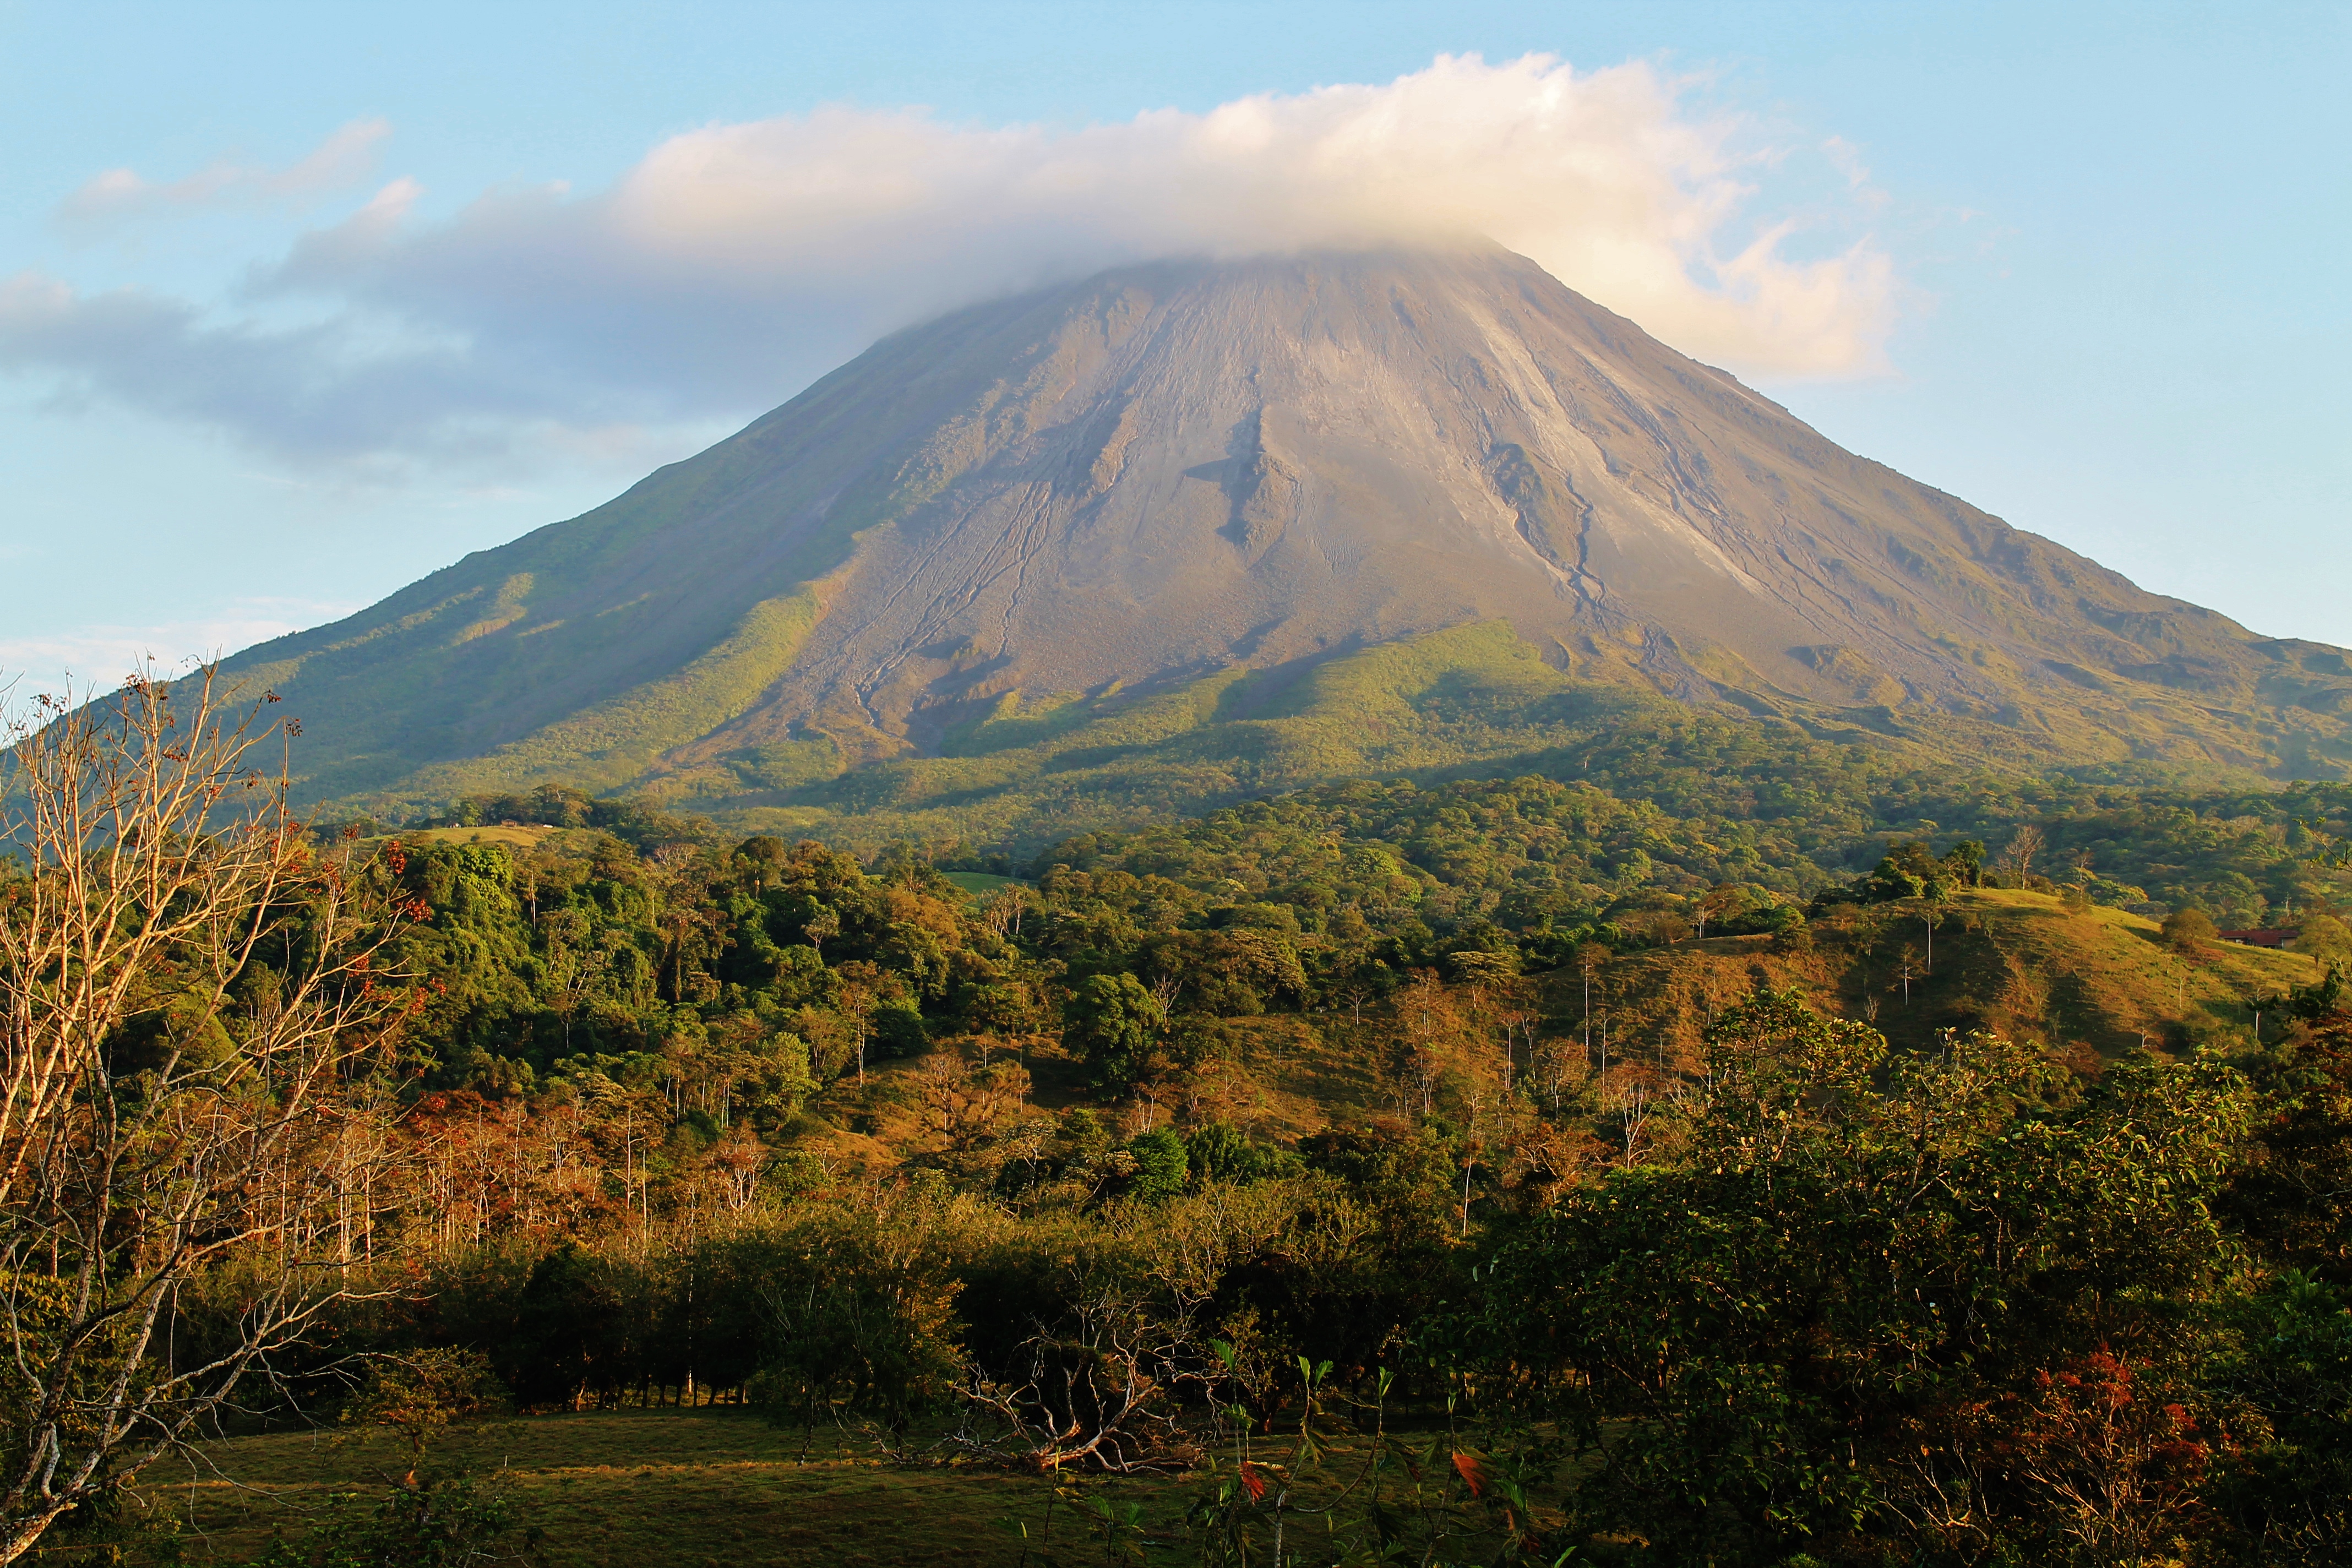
[2,56,1897,471]
[0,272,551,465]
[56,118,392,236]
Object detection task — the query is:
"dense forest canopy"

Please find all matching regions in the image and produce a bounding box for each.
[358,761,2352,1108]
[389,756,2352,993]
[12,681,2352,1567]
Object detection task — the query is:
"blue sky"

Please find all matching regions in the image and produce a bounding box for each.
[1,0,2345,693]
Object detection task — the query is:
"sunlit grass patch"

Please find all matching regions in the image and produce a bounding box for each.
[144,1410,1209,1566]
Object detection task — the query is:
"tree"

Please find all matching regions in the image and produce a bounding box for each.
[1923,881,1948,972]
[1183,1121,1271,1185]
[2164,906,2221,957]
[1063,974,1165,1091]
[731,835,788,892]
[801,906,840,960]
[829,960,893,1082]
[2293,912,2352,976]
[1864,841,1937,902]
[0,669,401,1562]
[340,1348,504,1467]
[1996,824,2048,886]
[1122,1128,1188,1199]
[1692,883,1743,940]
[1695,986,1886,1161]
[1575,943,1610,1065]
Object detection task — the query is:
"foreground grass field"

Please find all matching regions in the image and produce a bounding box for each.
[138,1410,1211,1566]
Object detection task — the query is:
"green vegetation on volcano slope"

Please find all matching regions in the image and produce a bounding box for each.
[342,620,2352,864]
[400,672,2352,934]
[578,624,2347,922]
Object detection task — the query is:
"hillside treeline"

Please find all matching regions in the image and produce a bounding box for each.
[171,778,2340,1560]
[15,711,2352,1566]
[364,772,2351,1115]
[417,749,2352,932]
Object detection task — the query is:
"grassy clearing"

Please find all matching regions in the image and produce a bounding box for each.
[1541,888,2321,1070]
[395,825,577,851]
[139,1411,1208,1567]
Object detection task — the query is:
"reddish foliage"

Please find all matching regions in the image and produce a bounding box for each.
[1995,1352,2217,1558]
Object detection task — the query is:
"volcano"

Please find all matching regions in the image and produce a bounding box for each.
[225,246,2352,808]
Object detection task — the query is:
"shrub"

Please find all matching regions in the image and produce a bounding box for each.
[1124,1129,1189,1199]
[2164,907,2221,955]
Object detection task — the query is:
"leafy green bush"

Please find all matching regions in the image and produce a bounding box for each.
[1121,1129,1188,1199]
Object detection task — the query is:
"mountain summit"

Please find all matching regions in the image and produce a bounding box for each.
[229,247,2352,807]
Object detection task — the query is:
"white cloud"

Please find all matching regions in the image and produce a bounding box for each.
[56,118,392,235]
[4,56,1896,468]
[0,600,356,703]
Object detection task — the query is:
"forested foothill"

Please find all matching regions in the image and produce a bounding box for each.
[9,678,2352,1567]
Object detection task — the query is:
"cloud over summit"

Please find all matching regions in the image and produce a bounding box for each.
[5,56,1896,470]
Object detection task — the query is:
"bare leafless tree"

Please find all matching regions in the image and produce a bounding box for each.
[1995,824,2047,886]
[1147,972,1184,1019]
[0,667,402,1562]
[978,885,1032,943]
[1576,942,1610,1068]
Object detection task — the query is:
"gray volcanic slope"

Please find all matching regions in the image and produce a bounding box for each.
[224,246,2352,804]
